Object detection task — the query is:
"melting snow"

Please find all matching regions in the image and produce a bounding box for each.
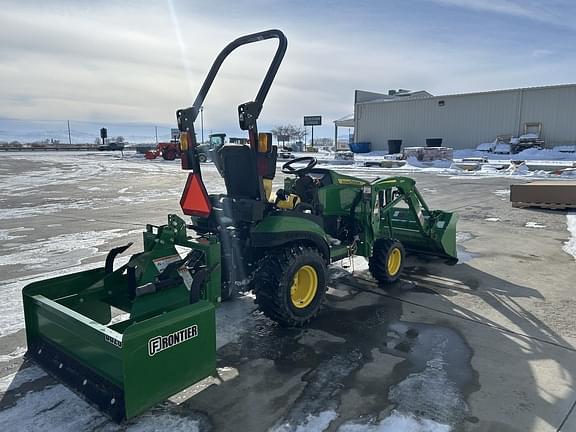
[339,411,450,432]
[0,263,106,337]
[0,229,139,270]
[274,410,338,432]
[525,222,546,228]
[563,213,576,260]
[493,189,510,195]
[456,232,473,243]
[0,227,33,240]
[387,329,468,429]
[0,346,26,363]
[0,201,100,220]
[0,381,202,431]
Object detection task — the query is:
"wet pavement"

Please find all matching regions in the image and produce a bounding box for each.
[1,151,575,431]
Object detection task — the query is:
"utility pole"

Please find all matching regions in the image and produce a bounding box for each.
[67,120,72,145]
[154,126,158,144]
[200,106,204,143]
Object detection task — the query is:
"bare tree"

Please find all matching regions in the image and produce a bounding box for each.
[289,125,305,142]
[271,124,305,148]
[94,137,101,145]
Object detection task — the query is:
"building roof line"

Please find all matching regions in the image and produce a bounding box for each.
[356,83,576,105]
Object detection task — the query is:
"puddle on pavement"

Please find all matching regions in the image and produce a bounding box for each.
[456,245,479,264]
[217,294,480,432]
[456,231,479,264]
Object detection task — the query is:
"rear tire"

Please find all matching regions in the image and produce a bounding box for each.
[163,149,176,160]
[252,245,327,327]
[198,153,208,163]
[369,239,405,285]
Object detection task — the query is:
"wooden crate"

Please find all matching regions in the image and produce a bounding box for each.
[510,181,576,209]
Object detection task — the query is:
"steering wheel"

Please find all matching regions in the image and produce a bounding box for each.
[281,156,317,176]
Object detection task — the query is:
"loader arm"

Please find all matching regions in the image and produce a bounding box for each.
[370,176,458,261]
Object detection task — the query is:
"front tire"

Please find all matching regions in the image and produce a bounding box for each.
[252,245,327,326]
[369,239,405,285]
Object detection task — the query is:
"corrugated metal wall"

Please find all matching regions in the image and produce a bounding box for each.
[354,85,576,150]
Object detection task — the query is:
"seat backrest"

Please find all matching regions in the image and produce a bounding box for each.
[219,144,261,199]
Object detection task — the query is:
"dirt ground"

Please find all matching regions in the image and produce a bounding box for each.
[0,151,575,431]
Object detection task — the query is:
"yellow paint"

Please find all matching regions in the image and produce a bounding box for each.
[290,265,318,308]
[387,248,402,276]
[263,179,273,200]
[276,194,301,209]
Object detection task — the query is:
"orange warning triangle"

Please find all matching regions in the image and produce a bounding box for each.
[180,173,212,217]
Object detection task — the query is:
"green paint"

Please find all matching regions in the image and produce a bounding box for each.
[22,214,219,421]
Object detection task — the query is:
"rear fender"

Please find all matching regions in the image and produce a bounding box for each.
[250,214,330,260]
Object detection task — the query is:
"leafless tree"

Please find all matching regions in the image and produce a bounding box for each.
[271,125,305,148]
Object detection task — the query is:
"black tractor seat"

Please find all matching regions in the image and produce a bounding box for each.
[219,144,261,199]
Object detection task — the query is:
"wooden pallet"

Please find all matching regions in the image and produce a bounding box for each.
[512,201,574,210]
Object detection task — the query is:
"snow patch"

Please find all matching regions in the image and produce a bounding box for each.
[0,201,100,220]
[0,263,106,337]
[562,213,576,260]
[339,411,451,432]
[0,382,202,431]
[125,413,202,432]
[0,346,26,363]
[0,229,141,271]
[455,232,473,243]
[505,162,529,175]
[0,227,33,241]
[525,222,546,228]
[485,217,500,222]
[274,410,337,432]
[388,331,468,428]
[493,189,509,196]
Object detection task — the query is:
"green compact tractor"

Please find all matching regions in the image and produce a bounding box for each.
[22,30,457,422]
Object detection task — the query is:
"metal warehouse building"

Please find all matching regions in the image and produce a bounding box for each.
[352,84,576,151]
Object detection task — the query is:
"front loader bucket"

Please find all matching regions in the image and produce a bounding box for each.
[388,208,459,262]
[428,210,458,261]
[22,215,221,422]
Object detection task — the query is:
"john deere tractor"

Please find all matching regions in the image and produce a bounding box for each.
[22,30,457,422]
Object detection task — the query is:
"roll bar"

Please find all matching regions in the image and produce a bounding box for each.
[177,29,287,137]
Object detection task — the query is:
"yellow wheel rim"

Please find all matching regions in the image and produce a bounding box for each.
[387,248,402,276]
[290,265,318,309]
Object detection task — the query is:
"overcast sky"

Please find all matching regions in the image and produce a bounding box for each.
[1,0,575,139]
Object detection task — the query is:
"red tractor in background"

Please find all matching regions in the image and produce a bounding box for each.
[144,141,180,160]
[145,133,234,161]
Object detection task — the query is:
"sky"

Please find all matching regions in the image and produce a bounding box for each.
[1,0,575,142]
